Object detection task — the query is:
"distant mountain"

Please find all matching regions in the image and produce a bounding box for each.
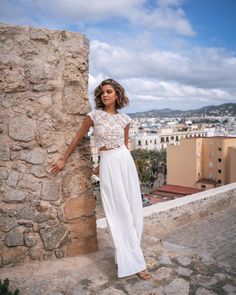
[128,103,236,118]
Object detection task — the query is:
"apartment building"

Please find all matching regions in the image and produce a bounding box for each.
[167,137,236,190]
[132,126,207,151]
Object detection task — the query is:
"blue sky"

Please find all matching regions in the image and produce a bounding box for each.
[0,0,235,113]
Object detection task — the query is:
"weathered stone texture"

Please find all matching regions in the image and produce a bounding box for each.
[67,216,97,238]
[66,236,98,256]
[64,197,96,219]
[3,188,26,203]
[39,224,70,250]
[5,228,24,246]
[0,23,97,267]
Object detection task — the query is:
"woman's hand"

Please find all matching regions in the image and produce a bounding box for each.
[93,165,99,176]
[50,158,66,175]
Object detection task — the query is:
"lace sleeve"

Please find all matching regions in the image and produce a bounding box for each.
[87,110,96,123]
[121,113,132,128]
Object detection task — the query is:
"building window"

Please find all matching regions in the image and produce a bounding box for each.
[171,136,174,140]
[218,169,222,173]
[154,139,157,144]
[145,140,148,145]
[218,147,222,151]
[161,137,164,143]
[150,140,152,143]
[201,185,206,189]
[166,137,169,142]
[218,180,222,184]
[176,136,179,141]
[138,140,141,146]
[218,158,222,163]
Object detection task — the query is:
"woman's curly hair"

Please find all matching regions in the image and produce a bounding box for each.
[94,78,129,109]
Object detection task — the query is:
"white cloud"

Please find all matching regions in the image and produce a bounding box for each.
[89,40,236,110]
[31,0,144,22]
[0,0,194,36]
[89,74,234,111]
[123,78,231,101]
[90,40,236,91]
[129,5,195,36]
[156,0,183,7]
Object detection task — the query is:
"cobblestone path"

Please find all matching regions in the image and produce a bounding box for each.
[163,206,236,275]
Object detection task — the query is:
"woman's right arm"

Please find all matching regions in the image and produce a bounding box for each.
[50,116,93,175]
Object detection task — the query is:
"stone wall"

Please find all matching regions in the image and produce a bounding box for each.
[97,182,236,232]
[143,182,236,235]
[0,23,97,267]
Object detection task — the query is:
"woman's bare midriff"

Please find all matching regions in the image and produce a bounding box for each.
[99,146,115,152]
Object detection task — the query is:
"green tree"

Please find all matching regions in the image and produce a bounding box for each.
[131,149,166,188]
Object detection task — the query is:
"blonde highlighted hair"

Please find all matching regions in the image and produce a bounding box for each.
[94,78,129,109]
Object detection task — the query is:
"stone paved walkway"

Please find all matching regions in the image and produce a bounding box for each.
[163,206,236,276]
[1,207,236,295]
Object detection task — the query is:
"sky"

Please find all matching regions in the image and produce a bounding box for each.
[0,0,236,113]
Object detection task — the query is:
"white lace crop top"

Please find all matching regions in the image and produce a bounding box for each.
[87,109,132,150]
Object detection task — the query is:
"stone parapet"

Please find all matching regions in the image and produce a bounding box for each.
[143,182,236,235]
[0,23,97,267]
[97,182,236,232]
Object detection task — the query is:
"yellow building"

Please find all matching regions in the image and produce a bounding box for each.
[167,137,236,190]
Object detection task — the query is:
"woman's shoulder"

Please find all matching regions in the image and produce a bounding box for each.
[86,109,104,122]
[118,112,132,127]
[119,111,131,119]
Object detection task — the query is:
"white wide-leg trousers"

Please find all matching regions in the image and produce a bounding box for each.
[99,145,146,278]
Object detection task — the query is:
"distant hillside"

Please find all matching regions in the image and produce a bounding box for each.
[128,103,236,118]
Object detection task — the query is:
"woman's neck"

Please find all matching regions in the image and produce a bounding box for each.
[104,106,117,114]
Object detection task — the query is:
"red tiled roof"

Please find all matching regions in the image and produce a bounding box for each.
[152,185,202,196]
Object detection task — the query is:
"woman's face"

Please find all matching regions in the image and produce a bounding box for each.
[101,84,117,107]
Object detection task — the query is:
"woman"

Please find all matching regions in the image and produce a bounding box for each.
[50,78,151,280]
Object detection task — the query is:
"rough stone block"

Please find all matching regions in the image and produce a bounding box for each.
[0,216,18,232]
[64,197,96,220]
[62,170,91,197]
[18,173,41,192]
[66,236,98,256]
[5,228,24,246]
[0,167,8,179]
[0,66,26,93]
[6,170,20,187]
[39,223,70,250]
[17,207,35,220]
[34,213,50,223]
[30,28,49,43]
[3,187,26,203]
[24,233,37,247]
[41,180,60,201]
[20,148,47,164]
[2,246,27,265]
[9,115,36,142]
[67,216,96,238]
[0,138,10,161]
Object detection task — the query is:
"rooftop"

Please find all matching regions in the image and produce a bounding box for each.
[152,185,203,196]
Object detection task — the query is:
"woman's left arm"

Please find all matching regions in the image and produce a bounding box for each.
[124,123,130,148]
